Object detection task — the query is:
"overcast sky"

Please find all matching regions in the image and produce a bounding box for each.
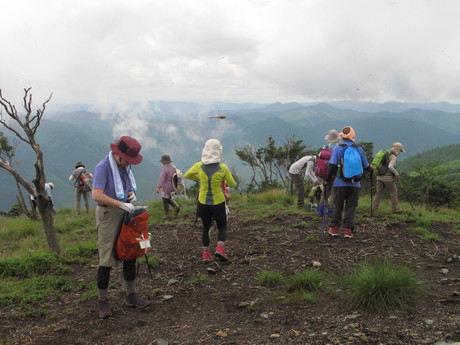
[2,0,460,110]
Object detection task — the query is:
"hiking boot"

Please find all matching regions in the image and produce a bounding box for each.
[343,228,354,238]
[214,246,229,262]
[328,226,339,237]
[202,251,212,263]
[175,207,181,215]
[125,292,149,309]
[98,298,112,318]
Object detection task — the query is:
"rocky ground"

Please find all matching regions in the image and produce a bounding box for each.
[1,206,459,345]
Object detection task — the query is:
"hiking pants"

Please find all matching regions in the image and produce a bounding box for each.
[197,202,227,246]
[330,187,359,231]
[372,177,400,212]
[162,197,179,215]
[289,173,305,208]
[75,189,90,213]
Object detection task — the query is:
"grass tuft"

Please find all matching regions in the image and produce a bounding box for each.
[256,270,285,288]
[287,270,325,291]
[344,258,422,311]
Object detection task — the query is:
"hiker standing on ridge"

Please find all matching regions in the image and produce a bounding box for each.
[324,126,373,238]
[155,155,180,216]
[372,142,405,214]
[92,136,148,318]
[184,139,237,263]
[316,129,341,217]
[68,162,92,214]
[289,155,321,209]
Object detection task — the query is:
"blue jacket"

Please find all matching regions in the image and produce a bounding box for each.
[328,140,370,188]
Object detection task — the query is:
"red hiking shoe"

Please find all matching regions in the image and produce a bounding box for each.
[343,228,354,238]
[328,226,339,237]
[214,246,229,262]
[202,251,212,263]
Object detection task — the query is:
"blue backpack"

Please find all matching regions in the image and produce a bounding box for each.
[338,144,363,182]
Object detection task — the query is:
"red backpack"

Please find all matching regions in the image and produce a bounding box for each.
[315,148,332,179]
[116,211,151,261]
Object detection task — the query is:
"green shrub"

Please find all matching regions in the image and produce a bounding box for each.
[0,276,73,307]
[0,251,69,278]
[256,270,285,288]
[65,242,98,257]
[288,270,325,291]
[344,258,422,311]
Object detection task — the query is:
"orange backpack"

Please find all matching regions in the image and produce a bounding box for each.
[116,211,151,261]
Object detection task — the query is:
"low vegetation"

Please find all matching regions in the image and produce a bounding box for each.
[0,187,459,344]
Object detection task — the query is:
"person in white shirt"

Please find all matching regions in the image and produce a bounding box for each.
[289,155,321,209]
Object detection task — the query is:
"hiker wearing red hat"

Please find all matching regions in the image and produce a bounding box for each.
[91,136,148,318]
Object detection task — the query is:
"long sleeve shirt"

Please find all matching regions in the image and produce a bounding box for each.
[184,162,236,205]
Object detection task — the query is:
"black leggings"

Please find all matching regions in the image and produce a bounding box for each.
[97,259,136,289]
[197,202,227,246]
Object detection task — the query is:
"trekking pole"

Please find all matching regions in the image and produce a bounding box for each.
[370,171,373,217]
[321,184,327,234]
[398,180,416,211]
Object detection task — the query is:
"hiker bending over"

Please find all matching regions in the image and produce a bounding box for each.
[184,139,237,263]
[289,155,321,209]
[30,182,56,215]
[68,162,92,214]
[155,154,180,216]
[316,129,341,216]
[372,142,405,214]
[92,136,148,319]
[324,126,373,239]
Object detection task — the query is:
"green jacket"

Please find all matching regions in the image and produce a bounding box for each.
[184,162,237,205]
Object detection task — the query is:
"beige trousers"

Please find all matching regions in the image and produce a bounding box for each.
[372,176,400,212]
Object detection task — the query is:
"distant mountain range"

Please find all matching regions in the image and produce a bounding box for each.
[1,101,460,212]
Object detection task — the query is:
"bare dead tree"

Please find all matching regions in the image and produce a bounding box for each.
[0,88,61,253]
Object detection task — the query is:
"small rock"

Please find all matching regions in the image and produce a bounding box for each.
[166,279,179,286]
[269,333,280,338]
[162,295,173,301]
[311,260,322,267]
[216,330,228,337]
[440,268,449,275]
[156,339,169,345]
[424,319,434,325]
[260,313,269,319]
[206,267,217,275]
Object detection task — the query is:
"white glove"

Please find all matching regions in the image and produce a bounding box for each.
[127,192,137,204]
[119,202,135,213]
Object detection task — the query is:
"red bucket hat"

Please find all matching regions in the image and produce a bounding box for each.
[110,136,143,165]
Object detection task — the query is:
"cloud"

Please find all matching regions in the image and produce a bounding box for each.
[2,0,460,106]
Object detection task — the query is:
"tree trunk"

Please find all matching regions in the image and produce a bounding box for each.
[37,194,61,253]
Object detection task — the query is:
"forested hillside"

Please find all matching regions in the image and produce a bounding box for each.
[397,144,460,170]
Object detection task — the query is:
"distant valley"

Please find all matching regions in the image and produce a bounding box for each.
[1,100,460,212]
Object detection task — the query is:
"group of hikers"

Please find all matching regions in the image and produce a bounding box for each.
[64,128,403,318]
[290,126,405,238]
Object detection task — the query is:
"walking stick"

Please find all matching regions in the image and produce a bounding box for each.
[370,171,373,217]
[398,180,416,211]
[321,184,327,234]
